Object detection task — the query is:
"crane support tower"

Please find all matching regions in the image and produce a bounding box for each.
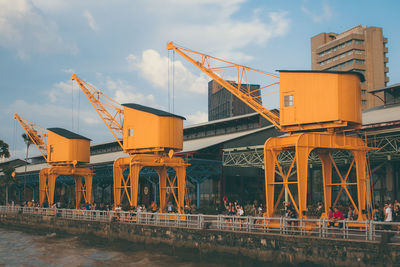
[71,74,188,213]
[14,114,93,209]
[167,42,374,220]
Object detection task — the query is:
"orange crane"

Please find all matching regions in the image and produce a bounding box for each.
[14,114,93,209]
[167,42,373,220]
[71,74,188,213]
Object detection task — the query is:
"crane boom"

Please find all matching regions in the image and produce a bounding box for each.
[167,42,281,130]
[14,113,49,162]
[71,74,124,150]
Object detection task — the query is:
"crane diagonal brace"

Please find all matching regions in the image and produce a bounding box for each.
[167,42,281,130]
[14,113,49,162]
[71,74,125,150]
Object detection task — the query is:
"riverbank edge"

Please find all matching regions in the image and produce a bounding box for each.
[0,213,398,266]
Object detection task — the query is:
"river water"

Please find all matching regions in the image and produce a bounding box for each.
[0,227,301,267]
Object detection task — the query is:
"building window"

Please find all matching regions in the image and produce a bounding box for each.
[362,100,367,105]
[354,39,364,45]
[355,59,365,65]
[128,128,134,136]
[361,89,366,95]
[284,95,294,107]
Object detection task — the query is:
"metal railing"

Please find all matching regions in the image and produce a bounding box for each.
[1,206,399,242]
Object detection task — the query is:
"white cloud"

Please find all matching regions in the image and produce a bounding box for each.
[9,99,98,125]
[83,11,98,32]
[126,50,208,95]
[301,1,333,23]
[99,75,160,108]
[48,81,78,103]
[185,111,208,125]
[0,0,77,59]
[153,1,290,62]
[62,68,75,74]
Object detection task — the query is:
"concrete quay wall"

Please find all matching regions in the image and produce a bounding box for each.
[0,213,398,266]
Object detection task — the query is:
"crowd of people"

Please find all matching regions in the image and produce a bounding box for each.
[372,201,400,224]
[10,197,400,227]
[222,198,264,217]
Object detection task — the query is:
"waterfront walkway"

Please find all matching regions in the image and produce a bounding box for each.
[1,205,399,243]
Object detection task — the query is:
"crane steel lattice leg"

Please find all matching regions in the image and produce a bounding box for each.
[157,166,168,212]
[264,132,372,220]
[176,166,186,214]
[74,175,82,209]
[318,151,332,217]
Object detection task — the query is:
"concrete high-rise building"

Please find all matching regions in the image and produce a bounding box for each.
[311,25,389,110]
[208,80,261,121]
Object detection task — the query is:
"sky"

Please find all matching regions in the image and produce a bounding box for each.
[0,0,399,160]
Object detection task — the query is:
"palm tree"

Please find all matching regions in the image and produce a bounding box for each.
[22,133,33,201]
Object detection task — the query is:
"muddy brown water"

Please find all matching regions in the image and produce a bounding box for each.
[0,227,320,267]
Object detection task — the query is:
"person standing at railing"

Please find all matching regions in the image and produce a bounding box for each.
[167,201,173,213]
[393,205,400,231]
[151,201,157,213]
[346,206,354,221]
[333,207,344,228]
[328,207,335,227]
[384,202,393,230]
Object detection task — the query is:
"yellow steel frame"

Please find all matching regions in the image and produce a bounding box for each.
[14,113,93,209]
[73,74,189,213]
[264,132,373,221]
[168,42,374,220]
[39,167,93,209]
[113,154,188,213]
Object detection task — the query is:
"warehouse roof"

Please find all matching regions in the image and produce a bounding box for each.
[180,125,274,153]
[362,104,400,125]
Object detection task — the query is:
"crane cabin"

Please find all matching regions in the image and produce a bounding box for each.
[122,103,185,154]
[47,128,91,165]
[278,70,364,132]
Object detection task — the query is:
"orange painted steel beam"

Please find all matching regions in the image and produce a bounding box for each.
[264,132,373,220]
[39,166,93,209]
[113,154,188,213]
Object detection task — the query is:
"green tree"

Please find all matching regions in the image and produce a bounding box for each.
[0,139,13,204]
[22,133,33,201]
[0,139,10,159]
[0,165,16,204]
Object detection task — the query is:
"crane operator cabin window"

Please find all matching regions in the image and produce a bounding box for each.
[284,95,294,107]
[128,128,134,137]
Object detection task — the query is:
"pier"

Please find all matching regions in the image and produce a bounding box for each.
[1,206,399,266]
